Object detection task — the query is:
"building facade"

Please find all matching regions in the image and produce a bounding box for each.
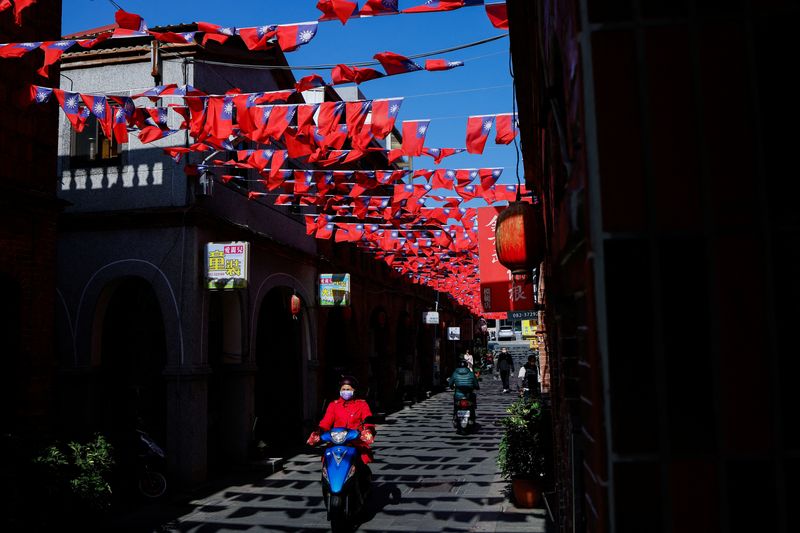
[509,0,795,532]
[53,24,472,487]
[0,1,62,434]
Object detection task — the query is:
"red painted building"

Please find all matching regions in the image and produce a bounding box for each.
[0,1,62,432]
[509,1,796,531]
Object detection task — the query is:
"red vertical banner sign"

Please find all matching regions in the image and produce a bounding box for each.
[477,206,534,312]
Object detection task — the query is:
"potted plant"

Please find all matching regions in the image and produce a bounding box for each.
[497,397,552,508]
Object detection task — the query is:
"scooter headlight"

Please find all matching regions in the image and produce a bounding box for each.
[330,430,348,444]
[345,464,357,481]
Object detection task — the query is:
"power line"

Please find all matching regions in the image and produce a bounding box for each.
[175,34,509,71]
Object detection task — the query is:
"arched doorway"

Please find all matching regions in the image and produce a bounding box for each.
[207,290,244,476]
[94,277,167,462]
[254,287,304,456]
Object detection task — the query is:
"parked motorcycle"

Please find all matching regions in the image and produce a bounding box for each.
[314,428,370,531]
[453,396,476,434]
[135,429,167,499]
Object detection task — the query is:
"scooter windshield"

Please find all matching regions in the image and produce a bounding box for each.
[320,427,360,444]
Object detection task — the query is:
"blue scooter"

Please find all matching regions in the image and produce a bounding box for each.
[317,428,370,531]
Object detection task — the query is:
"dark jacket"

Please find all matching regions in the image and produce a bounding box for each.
[497,352,514,372]
[448,368,479,399]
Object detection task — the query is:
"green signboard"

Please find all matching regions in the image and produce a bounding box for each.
[319,273,351,306]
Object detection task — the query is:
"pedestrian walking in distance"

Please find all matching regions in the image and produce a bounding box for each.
[497,348,514,393]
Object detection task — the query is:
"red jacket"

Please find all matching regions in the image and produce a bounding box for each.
[317,398,376,463]
[318,398,375,434]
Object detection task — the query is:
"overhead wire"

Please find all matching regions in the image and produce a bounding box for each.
[177,34,509,71]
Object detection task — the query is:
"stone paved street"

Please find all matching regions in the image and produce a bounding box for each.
[114,374,549,532]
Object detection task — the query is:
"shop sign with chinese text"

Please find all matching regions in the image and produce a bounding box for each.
[477,206,534,312]
[320,273,351,306]
[205,242,249,289]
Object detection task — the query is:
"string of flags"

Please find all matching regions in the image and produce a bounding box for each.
[0,3,506,77]
[27,84,519,163]
[4,2,515,316]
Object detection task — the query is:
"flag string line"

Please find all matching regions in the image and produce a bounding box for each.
[179,34,508,71]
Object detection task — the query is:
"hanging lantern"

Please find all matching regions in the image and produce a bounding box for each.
[494,201,544,280]
[290,294,301,320]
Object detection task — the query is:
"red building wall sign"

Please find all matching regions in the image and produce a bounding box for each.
[477,206,534,312]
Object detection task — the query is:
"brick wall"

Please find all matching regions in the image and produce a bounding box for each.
[0,1,63,429]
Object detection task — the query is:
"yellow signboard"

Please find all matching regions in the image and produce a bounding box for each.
[521,320,538,338]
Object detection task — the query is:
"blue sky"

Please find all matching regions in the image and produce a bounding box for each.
[62,1,520,185]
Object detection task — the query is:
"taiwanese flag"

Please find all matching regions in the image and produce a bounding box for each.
[495,113,518,144]
[371,97,402,138]
[317,101,345,135]
[233,93,263,135]
[374,52,423,76]
[456,169,479,186]
[320,124,349,151]
[492,184,518,202]
[456,183,481,201]
[112,103,131,144]
[38,40,76,77]
[81,94,113,139]
[412,169,434,182]
[137,127,180,144]
[276,22,319,52]
[401,119,430,156]
[316,0,359,24]
[197,22,236,46]
[114,9,148,36]
[393,183,415,204]
[0,41,41,58]
[255,90,295,104]
[315,217,336,239]
[270,150,287,179]
[485,2,508,29]
[465,115,495,154]
[264,105,297,140]
[149,30,196,44]
[479,185,497,204]
[346,100,372,137]
[295,74,326,93]
[359,0,399,16]
[26,85,52,106]
[422,147,464,164]
[479,168,503,189]
[162,85,205,97]
[53,89,88,132]
[331,64,384,85]
[284,129,315,158]
[76,32,112,49]
[402,1,480,14]
[292,171,313,196]
[133,84,178,101]
[201,96,234,140]
[424,59,464,71]
[10,0,36,25]
[305,215,318,235]
[432,169,455,190]
[239,25,277,50]
[296,103,319,132]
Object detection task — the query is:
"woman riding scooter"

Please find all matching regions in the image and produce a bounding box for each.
[307,376,376,483]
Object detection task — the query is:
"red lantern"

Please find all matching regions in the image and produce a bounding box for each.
[494,201,544,279]
[290,294,301,320]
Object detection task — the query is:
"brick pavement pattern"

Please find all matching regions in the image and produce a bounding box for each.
[116,373,547,532]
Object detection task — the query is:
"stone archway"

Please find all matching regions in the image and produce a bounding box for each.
[253,286,304,456]
[93,277,167,478]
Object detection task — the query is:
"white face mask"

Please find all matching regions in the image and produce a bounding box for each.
[340,390,354,400]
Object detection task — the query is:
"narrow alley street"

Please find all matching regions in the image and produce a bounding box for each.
[115,377,548,532]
